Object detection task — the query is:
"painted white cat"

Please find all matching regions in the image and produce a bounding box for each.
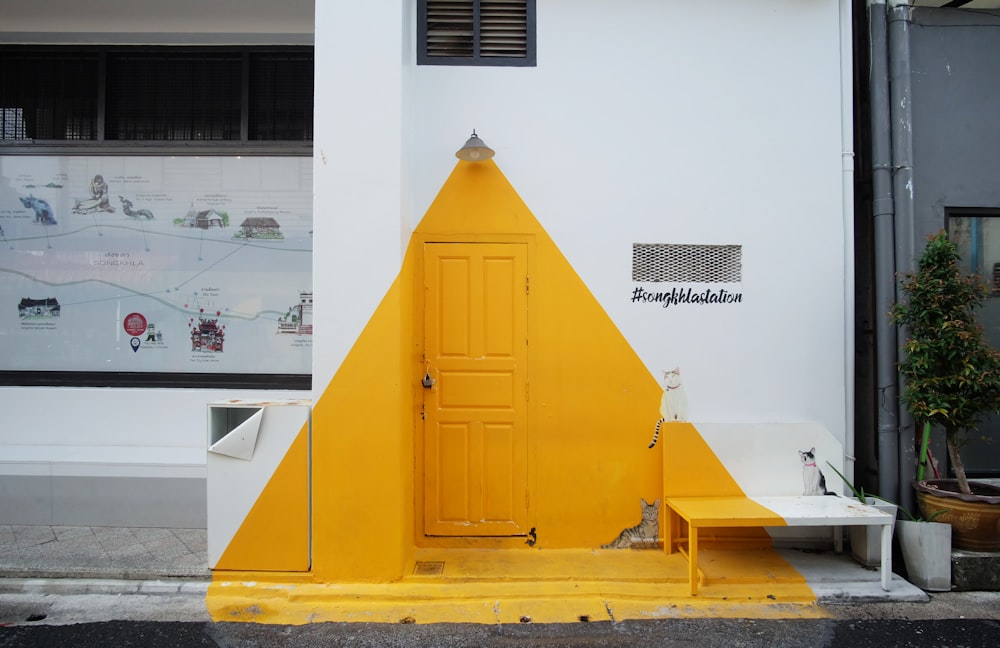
[648,367,689,449]
[799,447,834,496]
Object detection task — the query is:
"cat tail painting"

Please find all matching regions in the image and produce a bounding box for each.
[648,368,689,448]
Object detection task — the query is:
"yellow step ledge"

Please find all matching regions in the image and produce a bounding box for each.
[207,548,829,624]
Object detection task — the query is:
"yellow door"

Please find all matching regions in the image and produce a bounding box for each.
[422,242,528,536]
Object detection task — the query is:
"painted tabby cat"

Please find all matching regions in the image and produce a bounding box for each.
[648,368,689,449]
[601,498,660,549]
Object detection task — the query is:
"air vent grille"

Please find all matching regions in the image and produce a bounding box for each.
[632,244,743,283]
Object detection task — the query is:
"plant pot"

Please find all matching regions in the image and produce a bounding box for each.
[896,519,952,591]
[850,497,897,567]
[914,479,1000,552]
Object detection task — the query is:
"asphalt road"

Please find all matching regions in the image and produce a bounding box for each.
[2,618,1000,648]
[2,590,1000,647]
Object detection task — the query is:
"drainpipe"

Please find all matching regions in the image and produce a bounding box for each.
[888,0,917,513]
[840,0,857,487]
[868,0,900,504]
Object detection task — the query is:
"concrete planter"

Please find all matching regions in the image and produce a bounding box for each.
[897,519,952,591]
[850,497,897,567]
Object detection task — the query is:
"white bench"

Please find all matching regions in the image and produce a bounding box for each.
[664,494,893,595]
[660,422,894,596]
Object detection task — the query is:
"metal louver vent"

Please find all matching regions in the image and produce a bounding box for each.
[632,244,743,283]
[421,0,532,65]
[481,1,528,58]
[426,1,475,58]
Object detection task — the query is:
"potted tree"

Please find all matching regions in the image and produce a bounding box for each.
[891,230,1000,552]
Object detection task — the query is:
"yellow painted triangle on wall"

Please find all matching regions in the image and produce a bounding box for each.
[416,160,537,236]
[414,160,759,545]
[214,422,310,572]
[301,158,772,579]
[663,423,746,498]
[662,422,771,544]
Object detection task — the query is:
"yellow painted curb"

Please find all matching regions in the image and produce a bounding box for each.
[207,578,829,625]
[208,547,829,625]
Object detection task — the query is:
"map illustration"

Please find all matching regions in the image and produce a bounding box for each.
[0,155,312,375]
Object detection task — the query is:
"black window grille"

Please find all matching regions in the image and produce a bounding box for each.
[249,52,314,141]
[0,46,313,145]
[106,52,242,141]
[0,51,99,140]
[418,0,536,67]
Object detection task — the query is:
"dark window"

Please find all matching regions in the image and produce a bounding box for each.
[948,209,1000,477]
[106,52,242,141]
[249,52,315,141]
[0,51,99,140]
[0,46,313,145]
[418,0,536,67]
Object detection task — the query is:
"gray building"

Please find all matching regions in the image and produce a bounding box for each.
[855,0,1000,510]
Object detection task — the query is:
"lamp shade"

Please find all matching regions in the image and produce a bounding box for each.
[455,130,495,161]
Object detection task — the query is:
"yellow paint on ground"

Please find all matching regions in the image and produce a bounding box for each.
[207,546,826,624]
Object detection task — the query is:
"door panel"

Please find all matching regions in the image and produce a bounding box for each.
[423,243,528,536]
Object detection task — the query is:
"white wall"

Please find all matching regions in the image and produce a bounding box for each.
[403,0,849,435]
[310,1,849,436]
[0,387,305,455]
[311,1,408,393]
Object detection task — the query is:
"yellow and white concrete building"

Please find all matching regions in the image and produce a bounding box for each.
[1,0,878,623]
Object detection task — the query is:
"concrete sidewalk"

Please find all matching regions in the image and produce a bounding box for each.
[6,524,1000,629]
[0,524,929,606]
[0,525,208,581]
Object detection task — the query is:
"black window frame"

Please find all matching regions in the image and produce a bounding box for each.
[0,45,313,390]
[0,45,314,155]
[945,207,1000,477]
[417,0,536,67]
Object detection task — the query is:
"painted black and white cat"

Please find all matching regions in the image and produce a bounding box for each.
[799,447,835,496]
[601,498,660,549]
[648,368,689,449]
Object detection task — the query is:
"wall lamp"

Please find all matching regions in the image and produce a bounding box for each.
[455,130,495,162]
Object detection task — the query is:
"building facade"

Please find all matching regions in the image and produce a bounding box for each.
[1,1,877,592]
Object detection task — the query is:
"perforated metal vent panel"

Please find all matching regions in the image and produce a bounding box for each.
[632,244,742,283]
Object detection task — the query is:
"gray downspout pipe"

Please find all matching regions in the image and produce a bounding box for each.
[869,0,900,503]
[888,0,917,514]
